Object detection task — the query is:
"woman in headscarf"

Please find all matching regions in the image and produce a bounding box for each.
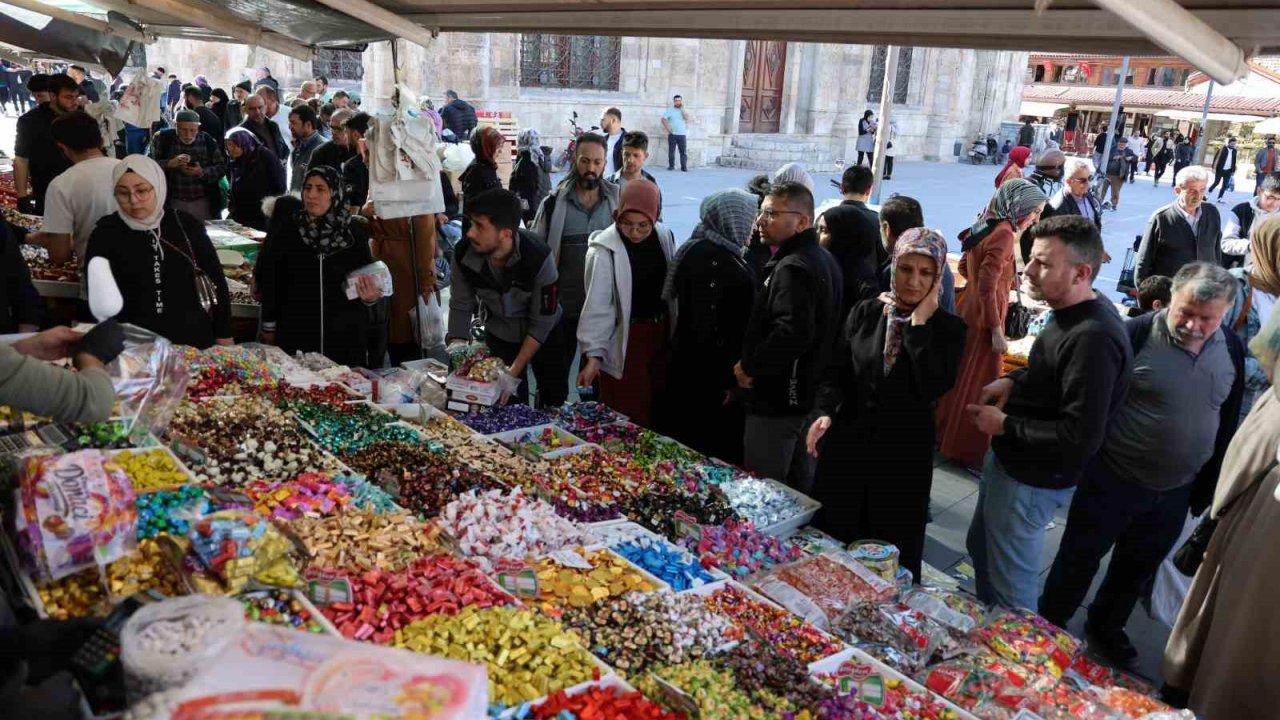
[1223,214,1280,420]
[1162,307,1280,719]
[510,128,552,226]
[209,88,232,136]
[936,178,1047,470]
[856,110,877,167]
[460,125,505,204]
[255,166,383,367]
[661,188,759,463]
[85,155,232,348]
[818,204,883,318]
[806,228,966,581]
[225,128,285,231]
[772,162,814,192]
[996,145,1032,188]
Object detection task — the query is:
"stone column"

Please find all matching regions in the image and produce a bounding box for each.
[724,40,746,136]
[831,44,871,165]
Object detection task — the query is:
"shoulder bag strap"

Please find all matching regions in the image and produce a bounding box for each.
[1233,275,1253,333]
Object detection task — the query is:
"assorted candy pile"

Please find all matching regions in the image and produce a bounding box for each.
[457,403,553,434]
[530,549,657,614]
[243,474,352,520]
[612,537,720,591]
[114,447,194,491]
[559,590,737,674]
[681,520,803,578]
[550,401,626,434]
[240,590,329,633]
[499,425,584,459]
[136,485,209,540]
[435,488,591,567]
[290,509,439,571]
[701,584,845,665]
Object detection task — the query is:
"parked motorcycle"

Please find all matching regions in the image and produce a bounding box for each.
[967,137,990,165]
[555,111,586,170]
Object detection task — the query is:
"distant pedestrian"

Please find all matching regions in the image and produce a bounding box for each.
[1172,134,1194,182]
[1151,130,1174,186]
[1255,136,1278,195]
[1018,118,1035,148]
[1101,137,1138,211]
[1209,137,1239,202]
[996,146,1030,188]
[1136,166,1222,283]
[440,90,478,140]
[856,110,877,167]
[661,94,690,172]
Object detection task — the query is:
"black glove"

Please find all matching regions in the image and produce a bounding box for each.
[5,618,102,686]
[74,319,124,365]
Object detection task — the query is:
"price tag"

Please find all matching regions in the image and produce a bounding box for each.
[672,510,700,539]
[303,568,352,606]
[492,558,540,598]
[546,550,593,570]
[649,674,700,719]
[835,665,886,707]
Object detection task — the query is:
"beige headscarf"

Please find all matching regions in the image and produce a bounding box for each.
[111,154,167,232]
[1248,215,1280,298]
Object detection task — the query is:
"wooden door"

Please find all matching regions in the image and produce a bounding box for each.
[739,40,786,134]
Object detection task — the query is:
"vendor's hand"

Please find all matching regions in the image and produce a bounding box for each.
[422,286,441,305]
[361,201,376,218]
[13,326,84,361]
[576,357,602,389]
[965,403,1007,436]
[355,274,382,303]
[806,416,832,457]
[911,278,941,326]
[977,377,1014,410]
[435,213,449,227]
[73,319,124,366]
[991,328,1008,354]
[180,162,202,177]
[166,154,191,169]
[733,361,753,389]
[497,372,522,405]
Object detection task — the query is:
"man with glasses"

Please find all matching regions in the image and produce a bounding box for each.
[1045,157,1103,231]
[734,181,842,490]
[309,108,356,173]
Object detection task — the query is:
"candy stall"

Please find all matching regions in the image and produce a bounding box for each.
[0,342,1191,720]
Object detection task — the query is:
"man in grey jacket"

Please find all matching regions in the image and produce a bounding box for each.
[531,133,620,371]
[449,189,566,407]
[0,320,123,424]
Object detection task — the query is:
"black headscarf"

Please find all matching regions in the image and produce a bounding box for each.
[296,166,355,253]
[821,204,881,307]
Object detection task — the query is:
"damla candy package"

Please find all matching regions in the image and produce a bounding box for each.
[16,449,137,582]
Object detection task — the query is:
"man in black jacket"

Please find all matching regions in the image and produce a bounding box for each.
[839,165,888,268]
[239,94,289,167]
[440,90,477,139]
[966,215,1132,611]
[1043,157,1103,229]
[183,85,223,144]
[1040,262,1242,666]
[1207,136,1238,202]
[734,181,842,489]
[1136,166,1222,283]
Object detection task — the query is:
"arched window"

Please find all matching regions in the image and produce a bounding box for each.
[520,34,620,90]
[867,45,913,103]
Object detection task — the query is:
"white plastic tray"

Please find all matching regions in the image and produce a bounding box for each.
[808,647,981,720]
[488,423,589,459]
[722,475,823,537]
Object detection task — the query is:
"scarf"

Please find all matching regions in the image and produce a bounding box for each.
[226,128,261,182]
[519,128,545,166]
[662,189,758,302]
[471,126,504,168]
[960,178,1046,252]
[820,204,880,287]
[296,166,355,253]
[878,228,948,375]
[112,155,167,231]
[772,162,814,192]
[1250,215,1280,297]
[995,146,1031,188]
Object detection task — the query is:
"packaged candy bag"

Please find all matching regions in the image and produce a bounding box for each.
[833,601,948,674]
[977,607,1081,679]
[186,510,302,593]
[903,586,987,659]
[1095,687,1181,719]
[917,656,1037,719]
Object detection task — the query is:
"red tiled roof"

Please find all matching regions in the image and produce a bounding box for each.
[1022,84,1280,116]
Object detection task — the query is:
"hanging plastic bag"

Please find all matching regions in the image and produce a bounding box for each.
[413,292,447,350]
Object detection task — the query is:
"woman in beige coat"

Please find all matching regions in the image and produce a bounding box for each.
[1163,307,1280,717]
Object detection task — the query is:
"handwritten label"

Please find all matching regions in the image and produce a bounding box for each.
[835,665,886,707]
[672,511,700,540]
[303,568,353,606]
[492,559,540,598]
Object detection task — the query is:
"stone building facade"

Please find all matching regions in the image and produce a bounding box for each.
[146,35,1028,169]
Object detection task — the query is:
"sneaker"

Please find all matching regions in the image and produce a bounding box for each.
[1085,622,1139,666]
[668,166,675,171]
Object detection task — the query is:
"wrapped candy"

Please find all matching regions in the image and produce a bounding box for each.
[976,607,1081,680]
[186,510,302,593]
[832,602,949,675]
[918,656,1041,719]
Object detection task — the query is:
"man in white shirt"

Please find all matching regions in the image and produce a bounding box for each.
[599,107,625,177]
[25,110,119,268]
[256,84,292,155]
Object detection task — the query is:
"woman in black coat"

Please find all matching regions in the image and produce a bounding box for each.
[459,126,504,204]
[85,155,231,348]
[806,228,966,582]
[256,166,384,368]
[661,189,758,464]
[225,128,286,231]
[818,204,883,319]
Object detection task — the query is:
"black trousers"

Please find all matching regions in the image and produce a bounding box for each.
[667,134,687,171]
[1039,459,1192,633]
[857,151,874,168]
[883,156,895,179]
[1208,168,1233,198]
[485,328,568,408]
[1153,157,1170,184]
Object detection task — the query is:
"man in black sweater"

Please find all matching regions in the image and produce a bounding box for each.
[965,215,1132,611]
[735,181,843,490]
[1136,165,1222,283]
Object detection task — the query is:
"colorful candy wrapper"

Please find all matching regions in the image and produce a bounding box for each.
[976,607,1081,679]
[833,602,949,674]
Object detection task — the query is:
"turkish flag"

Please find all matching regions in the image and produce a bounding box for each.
[1079,62,1092,79]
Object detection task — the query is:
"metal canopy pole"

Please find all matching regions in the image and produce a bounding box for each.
[869,45,899,205]
[1193,80,1215,164]
[1094,55,1129,198]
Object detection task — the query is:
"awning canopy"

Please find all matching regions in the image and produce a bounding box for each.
[1156,108,1272,123]
[1019,101,1069,117]
[3,0,1275,84]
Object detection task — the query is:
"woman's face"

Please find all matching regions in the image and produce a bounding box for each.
[303,176,332,217]
[1016,202,1047,232]
[210,94,222,107]
[226,141,242,160]
[616,210,653,243]
[816,215,831,249]
[894,253,938,307]
[114,172,157,220]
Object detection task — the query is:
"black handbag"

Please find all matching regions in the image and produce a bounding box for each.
[1004,284,1033,341]
[1172,459,1278,576]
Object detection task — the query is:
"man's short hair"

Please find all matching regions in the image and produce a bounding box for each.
[156,67,166,74]
[343,112,372,135]
[320,103,336,118]
[840,165,874,195]
[1117,136,1128,144]
[1259,172,1280,194]
[69,64,86,75]
[446,89,459,100]
[50,111,102,151]
[673,94,682,100]
[575,131,608,155]
[464,188,523,233]
[330,108,354,126]
[879,195,924,238]
[46,74,79,95]
[1172,262,1235,304]
[766,181,815,220]
[183,84,202,98]
[333,90,349,100]
[1137,275,1173,311]
[255,83,278,100]
[26,73,49,93]
[1029,214,1105,281]
[1175,165,1212,188]
[315,75,328,85]
[604,107,622,122]
[290,105,318,129]
[1063,156,1095,179]
[621,131,649,152]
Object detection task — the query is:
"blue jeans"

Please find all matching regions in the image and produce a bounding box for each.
[966,451,1074,610]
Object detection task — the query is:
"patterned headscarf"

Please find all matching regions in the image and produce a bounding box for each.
[1250,293,1280,385]
[772,162,814,192]
[880,227,949,375]
[960,178,1047,252]
[1249,215,1280,297]
[296,166,355,253]
[663,188,759,302]
[471,126,504,168]
[519,128,545,166]
[225,128,261,181]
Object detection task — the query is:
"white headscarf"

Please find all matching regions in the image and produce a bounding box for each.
[772,162,814,192]
[111,154,167,231]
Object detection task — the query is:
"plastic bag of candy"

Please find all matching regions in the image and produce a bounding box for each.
[832,602,948,675]
[1094,687,1184,719]
[976,607,1081,679]
[917,656,1040,719]
[1025,673,1124,720]
[903,586,987,659]
[771,550,898,616]
[185,510,303,593]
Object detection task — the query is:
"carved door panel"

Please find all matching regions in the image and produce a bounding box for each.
[740,40,786,133]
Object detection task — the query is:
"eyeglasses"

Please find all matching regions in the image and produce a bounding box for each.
[114,186,154,202]
[329,124,344,131]
[758,209,804,221]
[1068,175,1094,183]
[618,221,653,235]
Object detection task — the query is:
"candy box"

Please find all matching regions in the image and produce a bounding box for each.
[446,373,502,407]
[490,424,588,460]
[169,622,488,719]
